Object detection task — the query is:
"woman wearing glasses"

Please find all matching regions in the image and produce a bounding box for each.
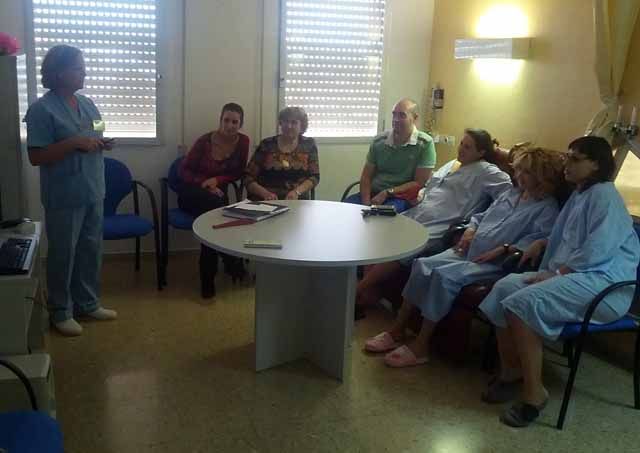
[479,136,640,428]
[244,107,319,201]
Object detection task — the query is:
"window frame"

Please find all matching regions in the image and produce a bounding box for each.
[606,134,640,218]
[277,0,388,144]
[23,0,164,147]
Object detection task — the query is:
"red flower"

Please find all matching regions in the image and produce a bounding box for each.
[0,33,20,56]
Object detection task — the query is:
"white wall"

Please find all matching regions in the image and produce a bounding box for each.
[184,0,263,145]
[1,0,434,253]
[0,1,25,43]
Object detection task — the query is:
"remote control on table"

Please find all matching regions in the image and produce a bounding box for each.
[243,240,283,249]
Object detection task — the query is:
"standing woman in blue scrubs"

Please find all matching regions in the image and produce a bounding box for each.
[25,45,117,337]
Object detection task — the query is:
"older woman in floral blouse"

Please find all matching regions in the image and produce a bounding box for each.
[244,107,320,200]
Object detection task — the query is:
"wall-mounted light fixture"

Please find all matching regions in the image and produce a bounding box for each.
[454,38,531,60]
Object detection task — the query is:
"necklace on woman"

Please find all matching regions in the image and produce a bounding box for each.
[278,136,298,168]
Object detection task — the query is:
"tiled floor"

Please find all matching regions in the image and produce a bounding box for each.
[48,253,639,452]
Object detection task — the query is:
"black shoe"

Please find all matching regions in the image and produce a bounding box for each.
[222,255,246,283]
[354,304,366,321]
[201,280,216,299]
[481,376,523,404]
[200,245,218,298]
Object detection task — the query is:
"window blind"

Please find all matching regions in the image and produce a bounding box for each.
[282,0,386,138]
[32,0,158,139]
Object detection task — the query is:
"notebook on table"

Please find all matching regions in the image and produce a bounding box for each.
[222,201,289,222]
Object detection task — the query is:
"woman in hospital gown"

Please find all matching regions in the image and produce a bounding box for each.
[478,136,640,428]
[364,146,566,368]
[355,129,512,318]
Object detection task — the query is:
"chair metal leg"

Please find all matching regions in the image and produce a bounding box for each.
[153,224,162,291]
[161,216,168,286]
[634,330,640,409]
[563,340,575,369]
[160,179,169,287]
[135,237,141,271]
[161,231,168,287]
[557,336,585,429]
[0,359,38,410]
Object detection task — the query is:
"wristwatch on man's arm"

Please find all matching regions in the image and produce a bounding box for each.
[386,187,395,196]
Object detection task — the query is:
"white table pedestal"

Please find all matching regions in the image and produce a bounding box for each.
[255,263,356,380]
[192,200,428,380]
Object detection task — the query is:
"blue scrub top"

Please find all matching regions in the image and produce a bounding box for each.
[24,91,105,210]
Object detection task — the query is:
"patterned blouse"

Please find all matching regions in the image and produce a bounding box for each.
[244,135,320,199]
[179,132,250,188]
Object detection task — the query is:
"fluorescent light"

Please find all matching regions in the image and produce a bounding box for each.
[454,38,531,60]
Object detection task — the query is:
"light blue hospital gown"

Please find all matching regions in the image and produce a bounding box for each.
[25,90,106,323]
[402,187,559,322]
[402,159,512,257]
[479,182,640,340]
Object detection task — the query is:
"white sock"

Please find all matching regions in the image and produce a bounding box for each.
[86,307,118,321]
[55,318,83,336]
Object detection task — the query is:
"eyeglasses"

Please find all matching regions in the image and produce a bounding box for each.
[565,154,589,163]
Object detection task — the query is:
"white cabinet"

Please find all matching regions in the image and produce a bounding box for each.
[0,222,54,415]
[0,353,56,416]
[0,222,44,355]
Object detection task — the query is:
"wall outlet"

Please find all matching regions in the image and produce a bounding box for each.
[442,135,456,146]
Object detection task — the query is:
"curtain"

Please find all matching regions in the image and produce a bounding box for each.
[587,0,640,138]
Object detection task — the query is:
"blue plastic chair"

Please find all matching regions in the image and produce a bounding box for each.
[462,224,640,430]
[103,157,162,290]
[501,224,640,430]
[159,157,242,287]
[556,262,640,429]
[0,359,63,453]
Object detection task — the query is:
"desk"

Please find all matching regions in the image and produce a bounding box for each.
[192,200,428,379]
[0,222,44,355]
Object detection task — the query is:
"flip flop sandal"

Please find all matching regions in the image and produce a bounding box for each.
[384,345,429,368]
[364,332,401,353]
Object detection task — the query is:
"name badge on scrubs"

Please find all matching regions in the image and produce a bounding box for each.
[93,120,106,132]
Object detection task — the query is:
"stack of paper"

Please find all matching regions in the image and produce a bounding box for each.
[222,201,289,222]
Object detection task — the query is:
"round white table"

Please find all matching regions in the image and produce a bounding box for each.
[193,200,428,380]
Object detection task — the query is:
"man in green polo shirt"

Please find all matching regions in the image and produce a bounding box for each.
[344,98,436,212]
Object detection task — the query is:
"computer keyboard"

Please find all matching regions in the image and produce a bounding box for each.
[0,237,33,275]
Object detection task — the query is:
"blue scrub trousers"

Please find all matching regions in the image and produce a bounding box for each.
[45,201,103,323]
[344,192,410,213]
